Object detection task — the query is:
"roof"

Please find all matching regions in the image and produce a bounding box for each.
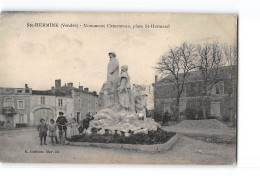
[32,90,68,97]
[60,86,98,97]
[154,65,237,85]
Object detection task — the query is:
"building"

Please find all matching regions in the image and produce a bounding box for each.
[0,85,32,128]
[0,80,99,128]
[153,66,237,120]
[57,80,98,122]
[30,89,73,125]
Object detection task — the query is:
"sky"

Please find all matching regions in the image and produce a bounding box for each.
[0,12,237,94]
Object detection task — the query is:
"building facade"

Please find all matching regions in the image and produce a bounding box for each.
[0,85,32,128]
[0,80,99,128]
[153,66,237,120]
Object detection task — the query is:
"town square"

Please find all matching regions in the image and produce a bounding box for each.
[0,12,237,165]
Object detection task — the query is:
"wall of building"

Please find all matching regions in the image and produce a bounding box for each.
[153,75,236,120]
[30,95,56,125]
[0,94,31,127]
[55,96,74,120]
[72,91,98,122]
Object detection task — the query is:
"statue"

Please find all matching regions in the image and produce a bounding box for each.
[88,52,160,135]
[107,52,119,85]
[98,52,120,109]
[118,65,134,112]
[133,84,148,118]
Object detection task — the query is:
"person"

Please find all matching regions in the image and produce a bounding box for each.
[48,119,58,144]
[56,112,68,139]
[69,118,79,138]
[79,113,94,132]
[37,118,48,145]
[118,65,132,111]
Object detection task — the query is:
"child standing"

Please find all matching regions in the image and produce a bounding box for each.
[37,118,48,145]
[70,118,79,139]
[48,119,58,144]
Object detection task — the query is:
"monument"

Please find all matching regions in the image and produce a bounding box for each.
[87,52,160,136]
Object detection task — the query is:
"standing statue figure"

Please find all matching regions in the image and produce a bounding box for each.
[98,52,120,109]
[107,52,119,87]
[118,65,133,111]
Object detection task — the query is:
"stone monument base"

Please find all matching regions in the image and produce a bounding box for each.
[87,108,160,135]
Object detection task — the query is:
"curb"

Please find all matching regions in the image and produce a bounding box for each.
[70,134,181,152]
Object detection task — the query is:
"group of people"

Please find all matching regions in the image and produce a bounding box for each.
[37,112,94,145]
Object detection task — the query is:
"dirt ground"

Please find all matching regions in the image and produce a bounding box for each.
[0,127,236,165]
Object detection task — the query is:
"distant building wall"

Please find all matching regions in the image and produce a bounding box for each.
[153,66,237,120]
[0,87,32,127]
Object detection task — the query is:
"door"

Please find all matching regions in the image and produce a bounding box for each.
[6,115,14,128]
[34,108,54,125]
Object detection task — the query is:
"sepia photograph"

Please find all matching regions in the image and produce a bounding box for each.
[0,12,237,164]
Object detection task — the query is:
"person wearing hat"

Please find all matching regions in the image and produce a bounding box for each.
[56,112,68,139]
[107,52,119,85]
[79,112,94,133]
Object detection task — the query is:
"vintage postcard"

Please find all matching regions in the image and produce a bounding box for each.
[0,12,237,164]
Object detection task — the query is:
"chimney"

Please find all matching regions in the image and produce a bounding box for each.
[25,84,28,88]
[79,86,83,90]
[51,86,55,94]
[155,75,158,83]
[55,79,61,89]
[67,82,73,87]
[84,88,89,93]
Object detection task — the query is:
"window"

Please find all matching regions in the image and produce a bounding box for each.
[4,97,14,107]
[216,84,220,94]
[179,99,187,112]
[78,99,81,110]
[17,100,25,109]
[210,102,220,116]
[219,81,224,95]
[17,89,23,93]
[215,81,224,95]
[25,89,30,93]
[58,99,63,107]
[40,97,45,104]
[76,112,80,122]
[19,114,24,123]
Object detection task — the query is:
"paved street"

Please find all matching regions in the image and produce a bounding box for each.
[0,128,236,164]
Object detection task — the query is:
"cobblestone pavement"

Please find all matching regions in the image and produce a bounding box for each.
[0,128,236,164]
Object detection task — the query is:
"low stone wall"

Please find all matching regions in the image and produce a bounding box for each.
[70,134,181,153]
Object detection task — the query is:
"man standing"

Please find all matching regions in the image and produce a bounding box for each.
[56,112,68,139]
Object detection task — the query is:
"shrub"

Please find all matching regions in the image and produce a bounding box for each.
[222,115,230,122]
[0,121,5,127]
[184,108,204,120]
[16,123,28,128]
[154,110,163,122]
[68,128,176,145]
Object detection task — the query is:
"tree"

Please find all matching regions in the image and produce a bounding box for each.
[155,42,197,119]
[197,42,223,119]
[222,43,238,127]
